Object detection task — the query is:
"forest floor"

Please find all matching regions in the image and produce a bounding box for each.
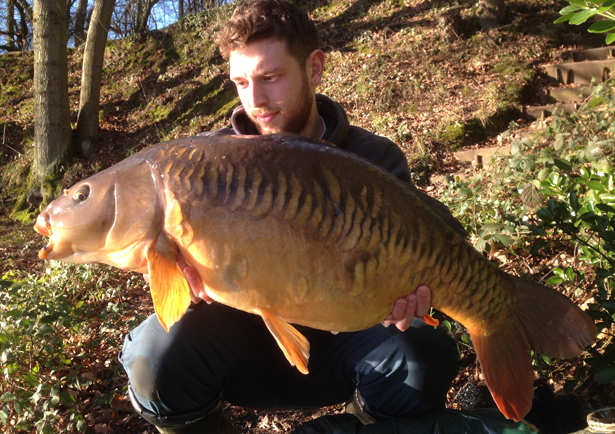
[0,0,611,431]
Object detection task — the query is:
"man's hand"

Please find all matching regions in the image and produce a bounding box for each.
[382,286,432,332]
[176,253,214,304]
[141,254,214,304]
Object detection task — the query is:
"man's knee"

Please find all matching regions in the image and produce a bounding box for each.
[119,311,223,416]
[355,319,459,419]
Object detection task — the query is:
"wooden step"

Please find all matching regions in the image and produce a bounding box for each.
[523,103,579,121]
[542,59,615,85]
[561,46,615,62]
[538,86,593,103]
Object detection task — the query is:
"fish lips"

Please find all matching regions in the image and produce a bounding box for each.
[36,239,76,261]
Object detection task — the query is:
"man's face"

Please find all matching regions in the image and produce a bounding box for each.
[229,39,315,136]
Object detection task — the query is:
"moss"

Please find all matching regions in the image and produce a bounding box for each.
[212,89,239,116]
[11,206,34,224]
[40,175,62,205]
[9,166,63,223]
[437,118,486,150]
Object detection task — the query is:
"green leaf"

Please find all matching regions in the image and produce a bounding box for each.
[589,20,615,32]
[596,203,615,214]
[599,0,615,12]
[547,276,565,285]
[493,234,512,247]
[560,4,584,14]
[606,31,615,43]
[553,157,573,171]
[594,365,615,383]
[60,391,77,407]
[0,280,14,290]
[510,139,522,155]
[589,180,606,191]
[22,372,38,388]
[570,192,580,211]
[555,12,578,23]
[0,407,8,424]
[570,8,599,24]
[0,393,15,403]
[77,420,87,433]
[568,0,588,7]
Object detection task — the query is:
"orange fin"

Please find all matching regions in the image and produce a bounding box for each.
[471,275,597,422]
[471,325,534,422]
[259,309,311,374]
[422,314,439,327]
[147,246,192,333]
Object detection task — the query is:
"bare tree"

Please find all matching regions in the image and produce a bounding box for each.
[178,0,183,29]
[1,0,32,51]
[136,0,159,33]
[76,0,115,153]
[32,0,73,186]
[111,0,160,36]
[4,0,18,51]
[72,0,87,45]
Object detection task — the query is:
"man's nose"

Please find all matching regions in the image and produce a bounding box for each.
[248,82,267,108]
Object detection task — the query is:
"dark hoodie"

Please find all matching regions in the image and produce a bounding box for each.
[200,94,467,237]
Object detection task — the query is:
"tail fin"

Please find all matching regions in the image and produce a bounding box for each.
[471,276,597,422]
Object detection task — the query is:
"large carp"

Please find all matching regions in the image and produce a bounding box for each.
[34,134,596,421]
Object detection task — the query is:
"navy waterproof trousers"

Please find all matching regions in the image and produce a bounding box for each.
[119,302,460,425]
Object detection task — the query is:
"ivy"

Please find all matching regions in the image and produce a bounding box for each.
[440,77,615,399]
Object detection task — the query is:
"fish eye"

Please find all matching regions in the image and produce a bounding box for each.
[73,185,90,203]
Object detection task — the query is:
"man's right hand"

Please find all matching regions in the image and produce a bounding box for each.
[176,254,214,304]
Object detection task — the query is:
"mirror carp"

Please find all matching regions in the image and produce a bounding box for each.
[34,133,597,422]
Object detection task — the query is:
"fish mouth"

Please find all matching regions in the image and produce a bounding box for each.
[34,214,56,259]
[34,213,52,237]
[38,243,54,260]
[36,240,76,261]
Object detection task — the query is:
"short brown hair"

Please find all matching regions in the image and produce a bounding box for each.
[216,0,320,65]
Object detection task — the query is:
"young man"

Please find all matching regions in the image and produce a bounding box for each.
[119,1,462,432]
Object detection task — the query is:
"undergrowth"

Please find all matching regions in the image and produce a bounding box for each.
[439,77,615,406]
[0,264,146,433]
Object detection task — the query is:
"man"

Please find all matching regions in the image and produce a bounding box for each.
[119,1,461,432]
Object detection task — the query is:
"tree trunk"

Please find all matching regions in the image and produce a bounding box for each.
[73,0,88,46]
[14,0,29,50]
[137,0,158,33]
[75,0,115,153]
[6,0,17,51]
[179,0,184,30]
[478,0,506,30]
[33,0,72,182]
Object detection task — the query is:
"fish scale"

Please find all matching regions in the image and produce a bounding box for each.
[34,133,597,422]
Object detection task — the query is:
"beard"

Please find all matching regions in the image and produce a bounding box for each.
[249,78,314,136]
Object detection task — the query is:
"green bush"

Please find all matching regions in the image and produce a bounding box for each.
[440,78,615,404]
[0,263,145,433]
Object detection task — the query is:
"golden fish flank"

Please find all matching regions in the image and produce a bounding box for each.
[34,133,597,423]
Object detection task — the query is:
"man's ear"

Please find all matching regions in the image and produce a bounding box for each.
[307,49,325,87]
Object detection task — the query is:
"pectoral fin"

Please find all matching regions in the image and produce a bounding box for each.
[259,309,311,374]
[147,246,192,333]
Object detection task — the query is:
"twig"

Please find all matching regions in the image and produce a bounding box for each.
[2,123,23,157]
